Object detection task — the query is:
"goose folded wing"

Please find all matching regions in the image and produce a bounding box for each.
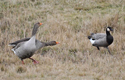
[91,33,106,40]
[92,37,108,47]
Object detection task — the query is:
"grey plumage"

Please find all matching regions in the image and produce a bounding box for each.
[10,38,58,50]
[9,22,59,64]
[88,27,113,54]
[90,33,106,40]
[9,22,42,64]
[9,38,58,50]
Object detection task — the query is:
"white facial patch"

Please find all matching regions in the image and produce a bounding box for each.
[107,28,110,31]
[89,38,95,44]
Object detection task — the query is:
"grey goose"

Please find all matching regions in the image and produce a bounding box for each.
[88,27,113,54]
[9,22,59,64]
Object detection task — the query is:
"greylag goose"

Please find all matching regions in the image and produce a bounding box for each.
[88,27,114,54]
[9,22,59,64]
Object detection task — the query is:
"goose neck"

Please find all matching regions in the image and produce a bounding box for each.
[32,25,39,36]
[106,30,110,36]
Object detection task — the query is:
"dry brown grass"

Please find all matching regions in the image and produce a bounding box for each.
[0,0,125,80]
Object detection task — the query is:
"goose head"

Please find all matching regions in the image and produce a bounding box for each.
[32,22,42,36]
[45,41,59,46]
[106,27,113,32]
[106,26,113,35]
[34,22,42,27]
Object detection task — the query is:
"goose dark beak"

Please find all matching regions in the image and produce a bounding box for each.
[110,28,113,32]
[110,28,114,34]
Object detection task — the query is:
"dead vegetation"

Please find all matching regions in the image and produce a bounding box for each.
[0,0,125,80]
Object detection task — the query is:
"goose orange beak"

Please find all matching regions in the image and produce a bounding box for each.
[56,42,59,44]
[39,23,42,26]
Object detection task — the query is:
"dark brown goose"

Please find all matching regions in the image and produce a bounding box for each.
[88,27,114,54]
[9,22,59,64]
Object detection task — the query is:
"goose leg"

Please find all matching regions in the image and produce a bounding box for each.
[106,47,112,55]
[21,59,25,64]
[29,58,39,64]
[97,46,100,50]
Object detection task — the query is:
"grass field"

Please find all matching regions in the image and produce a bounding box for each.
[0,0,125,80]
